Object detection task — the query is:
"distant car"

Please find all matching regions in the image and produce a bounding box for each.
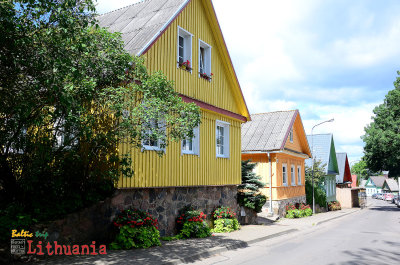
[384,193,394,201]
[397,198,400,208]
[391,195,399,204]
[372,193,378,199]
[376,193,383,200]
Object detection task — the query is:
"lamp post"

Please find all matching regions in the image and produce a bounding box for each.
[311,118,334,214]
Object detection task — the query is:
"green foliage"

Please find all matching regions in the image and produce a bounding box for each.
[110,226,161,250]
[211,206,240,233]
[110,208,160,249]
[285,203,312,218]
[175,205,211,239]
[305,159,327,186]
[351,160,369,180]
[212,206,237,219]
[327,201,341,211]
[0,0,200,243]
[211,218,240,233]
[305,179,327,208]
[238,160,267,213]
[362,71,400,177]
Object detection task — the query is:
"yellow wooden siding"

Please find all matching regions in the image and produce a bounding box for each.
[118,110,241,187]
[284,114,311,156]
[143,0,241,115]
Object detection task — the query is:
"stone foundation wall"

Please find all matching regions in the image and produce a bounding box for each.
[266,195,306,217]
[34,185,239,244]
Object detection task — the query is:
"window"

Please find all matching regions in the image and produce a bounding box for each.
[182,126,200,155]
[177,26,193,70]
[282,164,288,186]
[198,40,211,78]
[297,166,300,185]
[291,165,295,186]
[216,120,230,158]
[289,128,293,142]
[142,119,165,151]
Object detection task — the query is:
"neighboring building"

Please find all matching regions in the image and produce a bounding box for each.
[335,153,352,187]
[305,134,339,202]
[382,178,399,195]
[241,110,311,216]
[98,0,250,235]
[351,174,358,188]
[365,176,386,196]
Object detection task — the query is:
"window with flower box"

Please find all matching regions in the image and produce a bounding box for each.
[198,39,212,81]
[177,26,193,72]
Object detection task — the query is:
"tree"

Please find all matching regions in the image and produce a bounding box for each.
[0,0,200,233]
[305,160,327,208]
[362,72,400,177]
[351,160,369,180]
[237,160,266,213]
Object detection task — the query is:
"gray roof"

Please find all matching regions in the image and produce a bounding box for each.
[335,152,347,183]
[97,0,187,56]
[305,134,339,175]
[369,176,386,188]
[241,110,297,152]
[383,178,399,192]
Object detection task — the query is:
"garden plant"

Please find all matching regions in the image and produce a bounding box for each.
[211,206,240,233]
[285,203,313,218]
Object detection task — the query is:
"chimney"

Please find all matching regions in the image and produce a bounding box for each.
[382,171,389,179]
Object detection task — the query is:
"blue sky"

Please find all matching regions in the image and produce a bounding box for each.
[96,0,400,164]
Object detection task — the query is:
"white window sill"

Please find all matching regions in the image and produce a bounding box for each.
[216,154,229,159]
[283,183,288,187]
[182,151,199,156]
[142,146,163,151]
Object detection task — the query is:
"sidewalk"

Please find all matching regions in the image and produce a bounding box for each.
[38,206,364,265]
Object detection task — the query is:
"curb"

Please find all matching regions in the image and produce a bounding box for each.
[165,228,298,265]
[316,209,360,226]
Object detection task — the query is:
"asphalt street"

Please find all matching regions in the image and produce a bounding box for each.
[192,199,400,265]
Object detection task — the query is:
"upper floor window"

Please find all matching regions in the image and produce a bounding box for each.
[297,165,302,185]
[216,120,229,158]
[291,165,296,186]
[199,40,212,80]
[289,128,293,142]
[282,164,288,186]
[182,126,200,155]
[177,26,193,71]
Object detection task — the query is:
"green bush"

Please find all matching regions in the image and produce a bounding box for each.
[285,203,312,218]
[237,194,267,213]
[327,201,341,211]
[110,208,161,249]
[175,205,211,239]
[305,179,327,208]
[211,206,240,233]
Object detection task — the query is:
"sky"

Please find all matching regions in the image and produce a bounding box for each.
[95,0,400,164]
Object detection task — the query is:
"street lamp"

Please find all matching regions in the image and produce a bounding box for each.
[311,118,334,214]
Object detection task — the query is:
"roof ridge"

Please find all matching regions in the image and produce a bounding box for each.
[97,0,149,17]
[251,110,297,115]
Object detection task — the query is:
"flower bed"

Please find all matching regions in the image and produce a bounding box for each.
[328,201,341,211]
[199,72,213,81]
[178,60,192,71]
[285,203,312,218]
[110,208,160,249]
[211,206,240,233]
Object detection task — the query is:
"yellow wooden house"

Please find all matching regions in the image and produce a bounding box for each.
[98,0,250,235]
[241,110,311,216]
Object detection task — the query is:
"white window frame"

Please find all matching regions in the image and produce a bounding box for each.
[297,165,302,185]
[181,126,200,155]
[291,165,296,186]
[198,39,212,78]
[282,164,288,186]
[177,26,193,72]
[142,119,165,152]
[216,120,230,158]
[289,128,293,142]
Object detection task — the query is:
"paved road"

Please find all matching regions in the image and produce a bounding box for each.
[193,199,400,265]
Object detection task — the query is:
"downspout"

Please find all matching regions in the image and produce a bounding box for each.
[268,152,273,216]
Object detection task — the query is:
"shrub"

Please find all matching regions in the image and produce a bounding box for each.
[110,208,161,249]
[305,179,327,208]
[285,203,312,218]
[176,205,211,239]
[328,201,341,211]
[211,206,240,233]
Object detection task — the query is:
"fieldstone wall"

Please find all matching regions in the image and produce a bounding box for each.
[32,185,239,244]
[271,195,306,217]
